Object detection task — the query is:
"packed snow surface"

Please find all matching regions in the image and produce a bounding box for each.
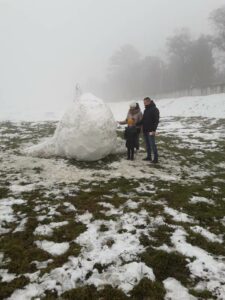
[25,93,122,161]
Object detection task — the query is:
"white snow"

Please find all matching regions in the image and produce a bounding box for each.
[1,93,225,123]
[88,262,155,294]
[10,184,36,194]
[0,268,17,282]
[109,93,225,120]
[13,217,28,233]
[34,221,69,236]
[24,93,124,161]
[171,228,225,299]
[164,207,195,223]
[190,196,214,205]
[0,198,26,234]
[35,240,70,256]
[164,278,197,300]
[190,225,223,244]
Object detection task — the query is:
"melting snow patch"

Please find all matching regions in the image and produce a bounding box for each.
[171,228,225,299]
[13,217,28,233]
[8,283,43,300]
[0,268,17,282]
[10,184,36,194]
[35,240,69,256]
[34,221,69,236]
[76,211,93,225]
[32,259,54,270]
[124,199,140,210]
[0,198,26,234]
[164,207,195,223]
[190,196,214,205]
[190,226,223,244]
[163,277,197,300]
[63,202,76,212]
[87,262,155,294]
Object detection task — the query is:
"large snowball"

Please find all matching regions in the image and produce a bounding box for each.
[25,93,123,161]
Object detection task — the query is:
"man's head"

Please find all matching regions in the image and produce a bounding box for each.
[143,97,152,107]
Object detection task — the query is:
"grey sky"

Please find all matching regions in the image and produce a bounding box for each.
[0,0,224,107]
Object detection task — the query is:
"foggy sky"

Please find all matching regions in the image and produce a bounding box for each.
[0,0,224,108]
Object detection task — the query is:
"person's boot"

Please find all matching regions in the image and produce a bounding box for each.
[142,156,152,161]
[151,158,158,164]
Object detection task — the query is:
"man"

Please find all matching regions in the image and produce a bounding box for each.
[137,97,160,163]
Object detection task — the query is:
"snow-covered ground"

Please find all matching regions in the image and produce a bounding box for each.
[1,93,225,122]
[0,94,225,299]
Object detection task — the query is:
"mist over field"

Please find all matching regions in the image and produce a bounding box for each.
[0,0,225,108]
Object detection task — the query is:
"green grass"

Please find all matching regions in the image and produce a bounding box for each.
[0,276,30,300]
[141,248,191,286]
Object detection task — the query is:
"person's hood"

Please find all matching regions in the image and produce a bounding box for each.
[129,107,141,114]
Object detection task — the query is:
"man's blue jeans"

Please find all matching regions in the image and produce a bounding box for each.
[143,132,158,161]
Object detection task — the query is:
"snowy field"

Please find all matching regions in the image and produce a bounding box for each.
[1,93,225,122]
[0,94,225,299]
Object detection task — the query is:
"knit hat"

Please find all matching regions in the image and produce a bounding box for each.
[130,102,136,108]
[127,118,134,126]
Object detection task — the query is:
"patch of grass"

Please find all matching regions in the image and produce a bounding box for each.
[141,201,165,218]
[130,278,166,300]
[189,288,216,299]
[65,178,139,219]
[50,221,86,243]
[0,275,30,299]
[186,230,225,256]
[99,224,109,232]
[0,186,10,199]
[141,248,191,286]
[41,289,58,300]
[104,238,115,248]
[61,285,98,300]
[61,284,129,300]
[40,242,81,276]
[0,220,50,274]
[150,225,174,248]
[97,285,129,300]
[153,178,225,234]
[93,263,112,274]
[32,167,43,174]
[139,233,152,247]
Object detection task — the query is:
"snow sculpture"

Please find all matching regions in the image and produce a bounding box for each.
[25,93,124,161]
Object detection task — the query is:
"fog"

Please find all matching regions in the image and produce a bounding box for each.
[0,0,224,108]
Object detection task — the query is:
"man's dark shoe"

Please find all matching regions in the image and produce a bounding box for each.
[151,159,158,164]
[142,157,152,161]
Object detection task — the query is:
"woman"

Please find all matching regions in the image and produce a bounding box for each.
[119,102,143,150]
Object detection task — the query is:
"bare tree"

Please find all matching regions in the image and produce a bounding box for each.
[210,5,225,52]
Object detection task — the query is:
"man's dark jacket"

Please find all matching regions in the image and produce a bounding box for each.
[124,126,137,148]
[137,101,159,133]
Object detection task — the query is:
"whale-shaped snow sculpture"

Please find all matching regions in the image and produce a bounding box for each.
[25,93,124,161]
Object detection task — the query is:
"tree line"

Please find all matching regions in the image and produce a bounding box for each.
[90,5,225,100]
